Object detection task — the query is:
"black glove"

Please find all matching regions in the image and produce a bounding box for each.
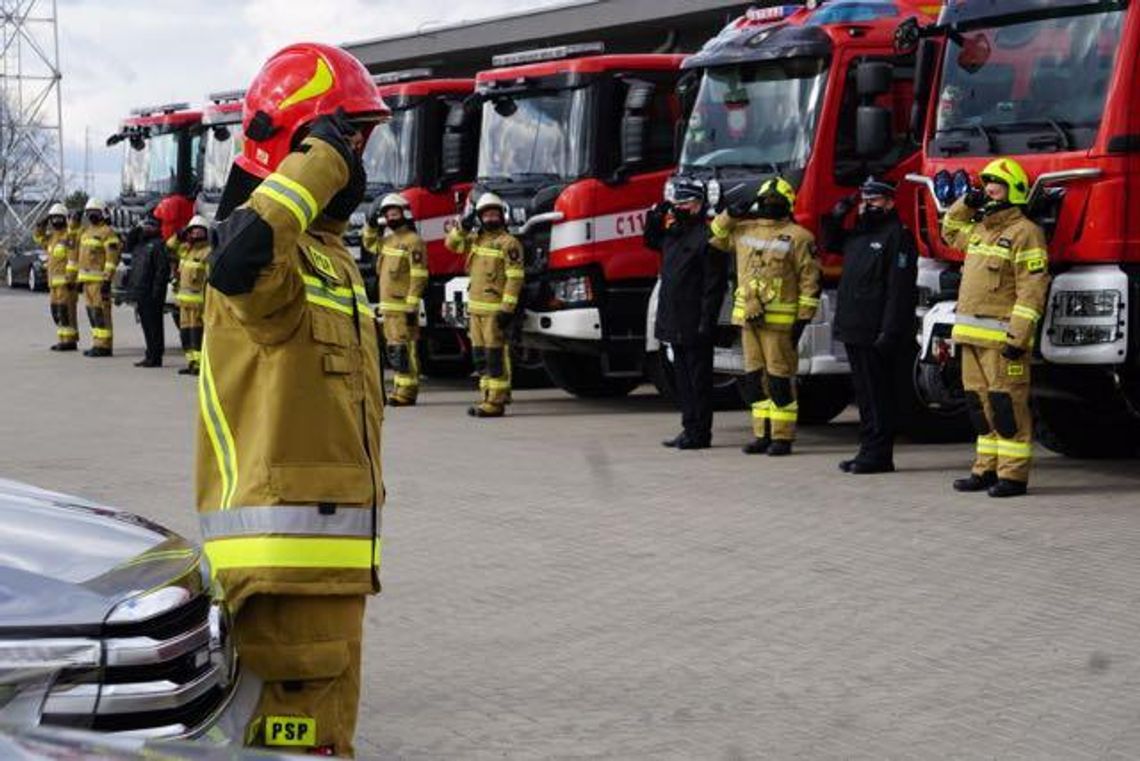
[963,187,988,209]
[308,111,366,222]
[496,310,514,331]
[306,110,359,169]
[722,182,756,217]
[791,319,809,345]
[367,198,384,228]
[460,209,479,233]
[405,311,417,327]
[872,333,896,354]
[830,195,857,219]
[1002,343,1026,361]
[652,201,672,216]
[101,280,111,298]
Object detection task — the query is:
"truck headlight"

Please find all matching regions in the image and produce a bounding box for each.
[1056,326,1118,346]
[706,179,722,208]
[549,274,593,307]
[1055,290,1120,318]
[663,179,676,203]
[349,210,366,229]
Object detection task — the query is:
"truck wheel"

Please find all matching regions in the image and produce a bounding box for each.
[795,375,853,425]
[511,345,551,389]
[898,343,974,444]
[541,350,640,399]
[647,350,744,411]
[1034,397,1139,459]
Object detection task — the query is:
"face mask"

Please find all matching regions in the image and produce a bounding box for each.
[50,219,66,230]
[757,201,789,220]
[861,206,889,223]
[983,200,1014,217]
[386,216,406,230]
[87,213,102,225]
[673,207,695,224]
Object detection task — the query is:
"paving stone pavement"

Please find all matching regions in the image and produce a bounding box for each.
[3,288,1140,760]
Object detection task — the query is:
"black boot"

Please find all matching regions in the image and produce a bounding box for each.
[848,460,895,475]
[84,347,112,357]
[51,342,78,352]
[742,437,771,455]
[838,457,860,473]
[768,440,793,457]
[662,433,685,449]
[136,358,162,368]
[676,434,711,451]
[953,471,997,493]
[988,479,1028,499]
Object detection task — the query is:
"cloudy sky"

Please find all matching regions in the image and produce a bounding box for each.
[57,0,567,198]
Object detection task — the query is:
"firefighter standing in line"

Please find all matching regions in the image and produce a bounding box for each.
[825,177,918,474]
[196,43,388,757]
[175,215,210,376]
[710,178,820,456]
[445,192,525,418]
[942,158,1050,498]
[364,193,428,405]
[76,198,122,357]
[35,203,79,351]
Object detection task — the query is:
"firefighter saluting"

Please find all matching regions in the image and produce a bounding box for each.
[76,198,122,357]
[365,193,428,405]
[175,215,210,376]
[196,43,388,757]
[942,158,1049,498]
[445,192,525,418]
[710,178,821,456]
[35,203,80,351]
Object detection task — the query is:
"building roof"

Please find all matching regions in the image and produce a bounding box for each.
[343,0,756,77]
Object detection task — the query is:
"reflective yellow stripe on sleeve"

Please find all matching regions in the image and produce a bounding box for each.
[1012,304,1041,322]
[253,173,319,230]
[798,295,821,308]
[501,294,519,306]
[505,267,525,280]
[409,267,430,277]
[473,246,504,259]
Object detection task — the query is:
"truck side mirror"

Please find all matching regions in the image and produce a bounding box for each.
[856,106,892,158]
[856,61,893,98]
[618,80,655,178]
[910,39,939,139]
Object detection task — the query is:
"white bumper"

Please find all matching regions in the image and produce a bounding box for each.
[522,307,603,341]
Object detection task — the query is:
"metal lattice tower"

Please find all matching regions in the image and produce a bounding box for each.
[0,0,63,248]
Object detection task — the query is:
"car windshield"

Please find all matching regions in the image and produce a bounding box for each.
[363,106,420,189]
[144,131,180,195]
[202,123,243,197]
[680,58,828,173]
[935,9,1123,154]
[121,141,149,197]
[477,88,590,180]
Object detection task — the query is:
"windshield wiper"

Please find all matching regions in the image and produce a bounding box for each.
[999,119,1074,151]
[936,123,996,153]
[512,172,562,181]
[477,175,514,184]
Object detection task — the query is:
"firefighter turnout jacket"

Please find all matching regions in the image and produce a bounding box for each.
[444,227,525,315]
[195,137,384,613]
[35,226,78,290]
[708,213,821,328]
[372,225,428,315]
[941,199,1050,351]
[177,240,211,309]
[77,223,122,285]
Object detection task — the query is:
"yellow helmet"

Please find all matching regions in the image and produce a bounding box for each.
[756,177,796,208]
[980,158,1031,205]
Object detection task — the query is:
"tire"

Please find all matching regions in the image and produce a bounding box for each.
[897,343,974,444]
[648,349,744,411]
[541,350,641,399]
[796,374,853,425]
[27,267,39,292]
[1034,397,1139,459]
[511,345,551,389]
[4,264,13,289]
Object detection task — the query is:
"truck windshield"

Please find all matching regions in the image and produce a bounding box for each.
[202,124,243,197]
[934,9,1123,155]
[363,106,419,190]
[144,131,180,195]
[680,58,828,174]
[477,88,590,181]
[121,142,149,197]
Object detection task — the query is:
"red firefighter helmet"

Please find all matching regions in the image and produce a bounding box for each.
[236,42,389,178]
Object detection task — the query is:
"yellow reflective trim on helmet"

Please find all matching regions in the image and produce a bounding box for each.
[278,55,335,110]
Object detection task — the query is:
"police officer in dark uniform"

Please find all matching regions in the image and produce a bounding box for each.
[645,182,727,450]
[826,177,918,473]
[126,210,170,368]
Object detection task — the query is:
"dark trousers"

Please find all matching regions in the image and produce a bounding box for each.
[672,339,714,442]
[847,343,898,465]
[137,298,165,363]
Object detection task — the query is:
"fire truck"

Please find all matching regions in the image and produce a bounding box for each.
[106,103,202,303]
[662,0,948,426]
[352,69,479,371]
[446,43,686,397]
[197,90,245,222]
[905,0,1140,457]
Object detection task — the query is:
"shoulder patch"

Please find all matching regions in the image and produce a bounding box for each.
[305,246,341,283]
[997,237,1013,249]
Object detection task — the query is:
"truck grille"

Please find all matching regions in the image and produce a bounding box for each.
[40,595,232,738]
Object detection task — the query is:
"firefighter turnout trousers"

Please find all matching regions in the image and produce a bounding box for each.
[740,325,799,442]
[81,280,113,349]
[962,344,1033,483]
[236,594,365,757]
[49,284,79,347]
[381,314,420,402]
[41,230,78,347]
[179,301,204,369]
[469,313,512,411]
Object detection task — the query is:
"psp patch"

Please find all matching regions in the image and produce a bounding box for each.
[264,715,317,747]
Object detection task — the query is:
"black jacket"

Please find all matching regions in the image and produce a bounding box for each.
[644,206,726,346]
[826,210,918,347]
[128,232,171,304]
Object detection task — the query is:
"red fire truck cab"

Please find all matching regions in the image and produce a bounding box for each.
[906,0,1140,457]
[197,90,244,222]
[353,69,480,370]
[664,0,947,425]
[447,44,685,397]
